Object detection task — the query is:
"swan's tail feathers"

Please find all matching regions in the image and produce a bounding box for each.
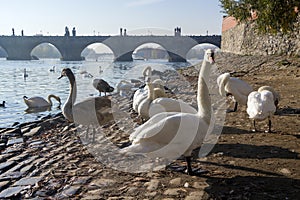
[217,73,230,97]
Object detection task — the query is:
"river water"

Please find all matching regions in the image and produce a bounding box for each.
[0,56,200,128]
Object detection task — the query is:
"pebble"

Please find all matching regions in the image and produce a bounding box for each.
[164,188,187,196]
[169,178,182,186]
[144,179,160,191]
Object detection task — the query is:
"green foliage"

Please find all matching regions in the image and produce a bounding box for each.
[220,0,299,33]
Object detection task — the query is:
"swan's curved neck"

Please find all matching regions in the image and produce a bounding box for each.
[66,72,77,107]
[47,95,55,106]
[197,59,212,122]
[147,82,155,100]
[143,66,152,79]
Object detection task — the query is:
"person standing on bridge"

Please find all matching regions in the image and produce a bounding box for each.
[65,26,70,36]
[72,27,76,36]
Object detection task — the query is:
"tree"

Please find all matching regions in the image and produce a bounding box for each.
[219,0,299,33]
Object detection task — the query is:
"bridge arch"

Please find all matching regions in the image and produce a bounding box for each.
[133,42,168,60]
[0,46,8,59]
[31,42,61,60]
[81,42,113,61]
[186,43,220,61]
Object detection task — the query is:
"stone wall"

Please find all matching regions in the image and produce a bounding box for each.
[221,16,300,56]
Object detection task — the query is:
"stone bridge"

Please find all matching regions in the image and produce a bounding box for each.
[0,35,221,62]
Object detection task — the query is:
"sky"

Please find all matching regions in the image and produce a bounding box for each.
[0,0,225,36]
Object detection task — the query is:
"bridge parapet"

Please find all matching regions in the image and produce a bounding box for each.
[0,35,221,61]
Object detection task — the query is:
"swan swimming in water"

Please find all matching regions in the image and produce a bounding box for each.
[217,72,253,112]
[121,49,215,175]
[23,95,61,108]
[59,68,114,142]
[247,86,276,133]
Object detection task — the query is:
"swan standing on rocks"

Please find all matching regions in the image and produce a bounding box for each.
[247,86,276,133]
[93,78,114,96]
[0,101,5,107]
[121,49,215,175]
[217,72,253,112]
[59,68,114,142]
[23,95,61,108]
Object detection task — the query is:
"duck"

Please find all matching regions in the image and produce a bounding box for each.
[23,95,61,108]
[49,66,55,72]
[246,86,276,133]
[24,68,28,79]
[93,78,114,96]
[121,49,215,175]
[217,72,253,112]
[58,68,114,142]
[0,101,5,107]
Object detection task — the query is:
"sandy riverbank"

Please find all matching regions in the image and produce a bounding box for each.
[0,52,299,199]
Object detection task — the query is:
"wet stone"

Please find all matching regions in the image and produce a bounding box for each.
[0,161,15,171]
[0,186,27,198]
[29,140,44,148]
[60,185,81,197]
[23,126,42,137]
[0,181,10,190]
[7,137,24,146]
[0,171,23,181]
[13,176,42,186]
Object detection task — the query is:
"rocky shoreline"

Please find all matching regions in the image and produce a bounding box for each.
[0,52,299,199]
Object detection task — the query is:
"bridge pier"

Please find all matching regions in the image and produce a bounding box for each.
[114,51,133,62]
[168,52,187,62]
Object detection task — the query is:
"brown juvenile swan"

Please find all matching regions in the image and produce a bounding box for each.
[58,68,114,142]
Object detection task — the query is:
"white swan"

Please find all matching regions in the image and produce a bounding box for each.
[23,95,61,108]
[58,68,114,142]
[142,66,160,82]
[137,78,155,120]
[138,80,197,120]
[121,49,215,175]
[116,80,134,97]
[246,86,276,132]
[217,72,253,112]
[257,85,280,109]
[132,77,167,113]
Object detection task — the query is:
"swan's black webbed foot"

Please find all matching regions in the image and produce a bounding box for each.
[185,157,208,176]
[186,168,208,176]
[166,164,186,173]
